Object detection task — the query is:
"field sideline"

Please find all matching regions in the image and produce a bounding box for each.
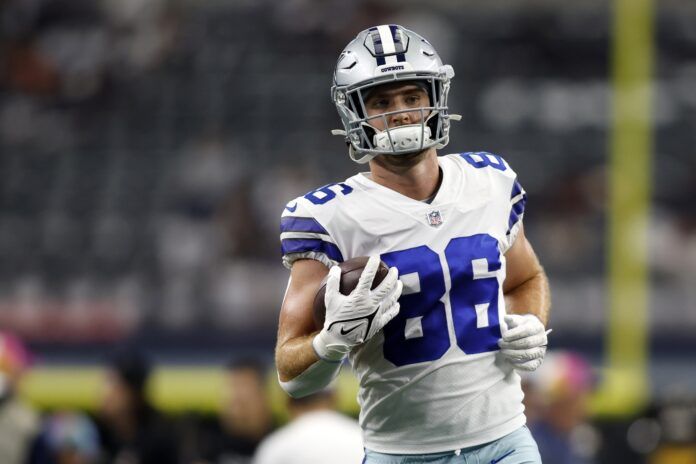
[19,365,361,421]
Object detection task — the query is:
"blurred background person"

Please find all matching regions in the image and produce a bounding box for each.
[253,386,363,464]
[28,411,101,464]
[97,349,178,464]
[0,332,40,464]
[187,358,274,464]
[646,391,696,464]
[523,351,599,464]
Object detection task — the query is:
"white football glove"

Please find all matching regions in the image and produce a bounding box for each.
[498,314,549,372]
[312,256,402,362]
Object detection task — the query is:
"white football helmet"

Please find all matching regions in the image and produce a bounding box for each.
[331,25,460,164]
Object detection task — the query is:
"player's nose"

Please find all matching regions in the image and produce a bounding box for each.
[389,105,411,127]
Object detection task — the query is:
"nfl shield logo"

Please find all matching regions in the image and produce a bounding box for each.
[426,210,443,227]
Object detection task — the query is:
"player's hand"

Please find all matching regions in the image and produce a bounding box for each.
[312,256,402,362]
[498,314,548,372]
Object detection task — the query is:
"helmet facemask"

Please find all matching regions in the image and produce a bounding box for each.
[333,73,453,164]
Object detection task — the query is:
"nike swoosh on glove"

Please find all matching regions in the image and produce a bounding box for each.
[313,256,402,362]
[498,314,548,372]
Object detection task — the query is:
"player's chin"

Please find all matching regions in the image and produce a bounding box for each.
[380,149,428,166]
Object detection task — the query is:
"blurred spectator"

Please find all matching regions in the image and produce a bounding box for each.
[188,358,274,464]
[523,351,599,464]
[156,131,244,329]
[170,132,243,217]
[0,332,40,464]
[1,0,107,100]
[28,411,101,464]
[97,349,178,464]
[253,387,363,464]
[645,390,696,464]
[101,0,178,75]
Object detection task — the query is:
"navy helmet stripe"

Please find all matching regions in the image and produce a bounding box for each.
[281,238,344,262]
[389,25,404,52]
[389,25,407,62]
[280,216,328,235]
[389,24,406,63]
[370,28,384,54]
[370,27,388,66]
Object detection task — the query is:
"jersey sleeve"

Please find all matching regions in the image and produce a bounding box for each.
[504,174,527,252]
[279,198,343,269]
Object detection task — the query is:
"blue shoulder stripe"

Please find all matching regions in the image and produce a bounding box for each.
[281,238,344,262]
[511,179,523,199]
[507,194,527,234]
[280,216,328,235]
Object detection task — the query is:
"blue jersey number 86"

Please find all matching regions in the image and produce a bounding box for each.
[380,234,502,366]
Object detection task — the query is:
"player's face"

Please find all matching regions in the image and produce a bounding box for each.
[364,83,430,131]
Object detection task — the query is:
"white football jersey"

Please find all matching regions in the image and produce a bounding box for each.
[280,152,528,454]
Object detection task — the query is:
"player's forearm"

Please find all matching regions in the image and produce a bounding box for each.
[504,268,550,326]
[275,333,320,382]
[275,332,344,398]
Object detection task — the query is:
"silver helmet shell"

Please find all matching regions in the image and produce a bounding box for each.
[331,25,456,164]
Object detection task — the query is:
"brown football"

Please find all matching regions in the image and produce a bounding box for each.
[312,257,390,329]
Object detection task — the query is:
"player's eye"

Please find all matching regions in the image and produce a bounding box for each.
[405,94,421,105]
[370,98,389,108]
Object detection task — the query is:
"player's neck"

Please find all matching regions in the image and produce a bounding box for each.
[368,148,441,201]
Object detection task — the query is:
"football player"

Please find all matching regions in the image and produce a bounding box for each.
[275,25,550,463]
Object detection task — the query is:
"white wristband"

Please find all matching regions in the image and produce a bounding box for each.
[278,357,343,398]
[312,330,352,362]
